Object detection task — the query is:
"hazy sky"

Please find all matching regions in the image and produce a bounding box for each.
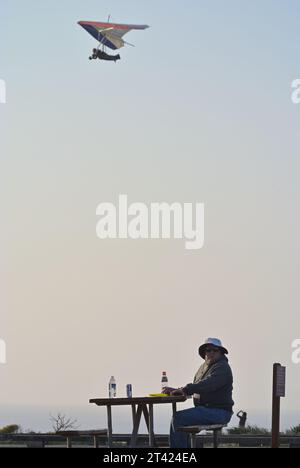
[1,0,300,430]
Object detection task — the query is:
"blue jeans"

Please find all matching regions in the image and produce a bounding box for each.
[170,406,233,448]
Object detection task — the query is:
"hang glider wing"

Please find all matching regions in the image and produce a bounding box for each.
[78,21,149,50]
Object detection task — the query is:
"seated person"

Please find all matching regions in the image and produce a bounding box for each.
[163,338,234,448]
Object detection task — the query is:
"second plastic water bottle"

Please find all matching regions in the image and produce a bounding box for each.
[109,376,117,398]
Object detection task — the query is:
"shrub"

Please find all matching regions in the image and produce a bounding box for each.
[286,424,300,435]
[227,425,270,435]
[0,424,20,434]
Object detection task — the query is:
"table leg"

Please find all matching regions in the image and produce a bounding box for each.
[142,405,156,447]
[130,404,143,447]
[107,406,113,448]
[142,405,150,431]
[130,404,137,448]
[131,404,136,423]
[172,402,177,417]
[148,404,155,447]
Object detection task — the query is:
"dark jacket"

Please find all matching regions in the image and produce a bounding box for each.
[96,50,120,61]
[183,356,234,412]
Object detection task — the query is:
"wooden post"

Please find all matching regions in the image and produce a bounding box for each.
[272,363,286,448]
[93,435,99,448]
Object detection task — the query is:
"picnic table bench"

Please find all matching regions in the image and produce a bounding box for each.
[178,424,227,448]
[56,429,107,448]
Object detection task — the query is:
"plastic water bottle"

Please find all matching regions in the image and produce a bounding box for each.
[109,376,116,398]
[161,371,168,391]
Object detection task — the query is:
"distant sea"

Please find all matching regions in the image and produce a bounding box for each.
[0,405,299,433]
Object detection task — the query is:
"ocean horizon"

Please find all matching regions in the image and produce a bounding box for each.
[0,405,299,434]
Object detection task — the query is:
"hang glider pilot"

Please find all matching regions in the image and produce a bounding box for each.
[89,48,120,62]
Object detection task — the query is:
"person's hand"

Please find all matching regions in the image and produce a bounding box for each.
[170,388,186,396]
[162,387,176,395]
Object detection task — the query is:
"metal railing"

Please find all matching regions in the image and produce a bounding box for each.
[0,433,299,448]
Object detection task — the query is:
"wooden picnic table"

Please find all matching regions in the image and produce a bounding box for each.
[89,396,187,447]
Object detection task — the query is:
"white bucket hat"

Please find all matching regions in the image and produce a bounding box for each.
[198,338,228,359]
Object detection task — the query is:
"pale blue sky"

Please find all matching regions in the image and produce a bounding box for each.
[1,0,300,431]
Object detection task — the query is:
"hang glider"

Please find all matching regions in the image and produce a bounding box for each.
[78,20,150,51]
